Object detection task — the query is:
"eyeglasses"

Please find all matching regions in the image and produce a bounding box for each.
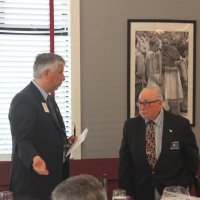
[136,100,160,108]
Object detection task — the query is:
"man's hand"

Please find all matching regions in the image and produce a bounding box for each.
[68,135,77,144]
[32,156,49,175]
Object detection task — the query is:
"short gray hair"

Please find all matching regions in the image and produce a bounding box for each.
[33,53,65,78]
[51,174,107,200]
[141,86,163,101]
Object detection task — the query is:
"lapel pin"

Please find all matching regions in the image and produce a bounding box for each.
[169,129,173,133]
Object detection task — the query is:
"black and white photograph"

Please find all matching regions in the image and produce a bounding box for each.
[127,19,196,125]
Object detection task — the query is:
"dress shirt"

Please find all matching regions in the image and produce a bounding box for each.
[146,109,164,159]
[32,80,48,101]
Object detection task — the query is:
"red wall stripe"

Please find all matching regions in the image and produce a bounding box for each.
[49,0,55,97]
[49,0,54,53]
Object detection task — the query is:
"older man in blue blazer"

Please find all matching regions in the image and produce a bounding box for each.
[119,86,199,200]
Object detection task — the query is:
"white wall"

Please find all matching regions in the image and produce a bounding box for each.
[80,0,200,158]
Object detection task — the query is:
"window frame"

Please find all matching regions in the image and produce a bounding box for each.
[0,0,81,161]
[70,0,81,159]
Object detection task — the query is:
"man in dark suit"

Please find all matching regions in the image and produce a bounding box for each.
[119,86,199,200]
[9,53,76,200]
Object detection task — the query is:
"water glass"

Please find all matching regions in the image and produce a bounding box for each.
[112,189,126,200]
[0,191,13,200]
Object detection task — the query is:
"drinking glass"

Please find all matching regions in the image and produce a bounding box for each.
[0,191,13,200]
[112,189,126,200]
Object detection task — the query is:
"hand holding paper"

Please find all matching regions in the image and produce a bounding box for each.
[66,128,88,157]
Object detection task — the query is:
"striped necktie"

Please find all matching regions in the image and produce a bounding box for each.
[146,121,156,168]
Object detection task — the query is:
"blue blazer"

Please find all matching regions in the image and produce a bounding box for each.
[119,110,199,200]
[9,82,69,199]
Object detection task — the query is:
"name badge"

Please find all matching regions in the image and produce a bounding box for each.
[42,102,49,113]
[170,141,179,150]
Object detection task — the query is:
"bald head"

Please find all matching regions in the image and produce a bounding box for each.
[138,86,163,120]
[139,86,163,101]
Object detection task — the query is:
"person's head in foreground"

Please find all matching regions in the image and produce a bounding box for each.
[51,174,107,200]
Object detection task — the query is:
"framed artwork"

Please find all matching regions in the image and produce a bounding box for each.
[127,19,196,125]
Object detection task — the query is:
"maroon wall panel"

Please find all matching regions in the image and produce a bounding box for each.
[0,161,11,191]
[1,158,199,199]
[70,158,119,200]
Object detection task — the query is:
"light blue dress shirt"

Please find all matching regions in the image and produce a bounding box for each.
[154,108,164,159]
[146,108,164,159]
[32,80,48,101]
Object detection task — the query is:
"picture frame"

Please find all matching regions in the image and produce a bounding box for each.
[127,19,196,125]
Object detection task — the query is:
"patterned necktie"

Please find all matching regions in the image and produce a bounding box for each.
[146,121,156,168]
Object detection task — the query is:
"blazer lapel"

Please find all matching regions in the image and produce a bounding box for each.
[49,96,65,130]
[29,82,65,132]
[136,117,147,162]
[157,111,175,163]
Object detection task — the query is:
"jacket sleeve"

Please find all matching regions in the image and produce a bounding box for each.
[182,118,199,188]
[9,95,38,168]
[119,121,135,196]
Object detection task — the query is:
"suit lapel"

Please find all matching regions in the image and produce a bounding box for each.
[157,111,175,163]
[29,82,65,133]
[49,96,65,130]
[136,117,147,160]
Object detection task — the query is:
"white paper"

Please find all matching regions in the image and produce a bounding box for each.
[66,128,88,157]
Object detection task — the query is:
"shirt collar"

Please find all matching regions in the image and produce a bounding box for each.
[32,80,48,101]
[154,109,163,127]
[145,109,164,127]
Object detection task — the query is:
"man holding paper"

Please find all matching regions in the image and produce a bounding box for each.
[9,53,76,200]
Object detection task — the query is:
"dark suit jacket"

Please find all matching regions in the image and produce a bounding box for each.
[119,110,199,200]
[9,82,69,199]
